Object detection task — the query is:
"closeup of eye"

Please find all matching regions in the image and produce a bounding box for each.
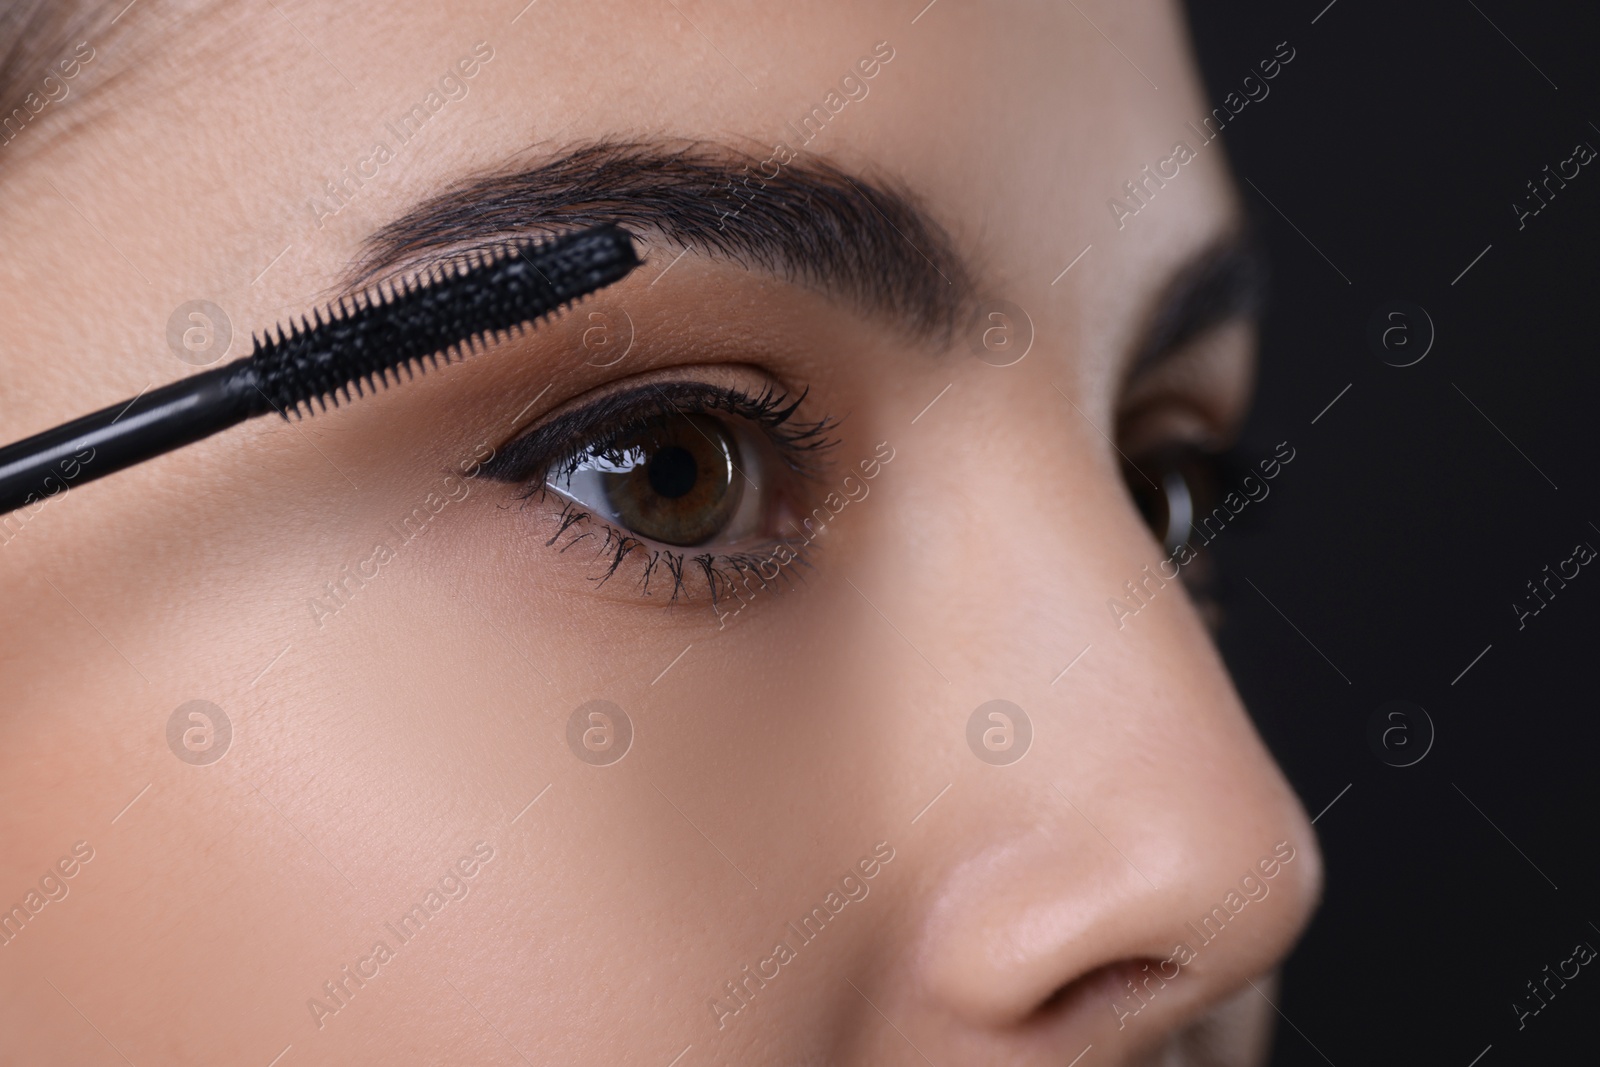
[549,411,763,547]
[482,375,837,602]
[1124,445,1222,555]
[1120,440,1240,631]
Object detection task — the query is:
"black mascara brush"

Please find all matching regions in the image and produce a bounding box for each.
[0,224,639,518]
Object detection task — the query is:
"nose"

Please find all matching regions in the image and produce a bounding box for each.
[858,432,1322,1057]
[916,752,1320,1035]
[929,624,1318,1056]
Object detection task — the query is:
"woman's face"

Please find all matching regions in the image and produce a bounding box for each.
[0,1,1321,1062]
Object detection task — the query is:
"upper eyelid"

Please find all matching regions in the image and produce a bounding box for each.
[478,383,680,485]
[1116,318,1257,448]
[477,379,837,489]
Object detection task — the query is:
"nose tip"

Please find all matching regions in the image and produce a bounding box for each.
[913,796,1322,1038]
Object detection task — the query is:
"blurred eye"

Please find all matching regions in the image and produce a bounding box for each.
[549,412,764,547]
[1124,446,1220,554]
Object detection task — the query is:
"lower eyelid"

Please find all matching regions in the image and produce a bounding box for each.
[513,488,819,613]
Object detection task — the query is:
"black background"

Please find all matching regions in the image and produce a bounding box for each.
[1183,1,1599,1062]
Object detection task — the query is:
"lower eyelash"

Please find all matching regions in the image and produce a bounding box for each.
[540,497,818,613]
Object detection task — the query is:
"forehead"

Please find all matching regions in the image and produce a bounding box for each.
[6,0,1238,403]
[98,1,1228,232]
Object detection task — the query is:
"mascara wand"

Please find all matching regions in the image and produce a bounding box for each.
[0,224,639,518]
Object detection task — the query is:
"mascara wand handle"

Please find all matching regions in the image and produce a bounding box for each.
[0,361,267,518]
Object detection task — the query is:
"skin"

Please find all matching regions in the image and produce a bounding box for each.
[0,1,1321,1064]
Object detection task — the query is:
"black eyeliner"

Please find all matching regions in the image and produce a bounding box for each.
[0,224,640,517]
[482,379,836,489]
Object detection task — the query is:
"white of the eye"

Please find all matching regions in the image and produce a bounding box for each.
[1162,467,1193,553]
[548,445,643,497]
[583,445,647,475]
[555,466,618,523]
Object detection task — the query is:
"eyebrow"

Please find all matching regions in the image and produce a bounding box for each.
[1126,233,1267,380]
[352,138,1265,368]
[351,139,978,342]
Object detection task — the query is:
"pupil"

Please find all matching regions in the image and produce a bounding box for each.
[647,445,698,499]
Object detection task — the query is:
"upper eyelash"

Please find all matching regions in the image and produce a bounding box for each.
[481,379,839,491]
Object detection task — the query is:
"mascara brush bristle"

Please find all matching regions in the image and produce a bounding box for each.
[0,224,639,518]
[249,224,639,418]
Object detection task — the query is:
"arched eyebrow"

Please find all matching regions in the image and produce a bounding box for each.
[1127,233,1268,381]
[350,140,979,343]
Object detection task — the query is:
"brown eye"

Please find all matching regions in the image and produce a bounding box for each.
[1124,445,1228,629]
[1124,446,1218,554]
[552,413,747,546]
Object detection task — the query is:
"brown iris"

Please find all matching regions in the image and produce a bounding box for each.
[596,414,743,546]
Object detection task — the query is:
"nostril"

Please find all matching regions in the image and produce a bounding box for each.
[915,821,1322,1036]
[1033,957,1165,1028]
